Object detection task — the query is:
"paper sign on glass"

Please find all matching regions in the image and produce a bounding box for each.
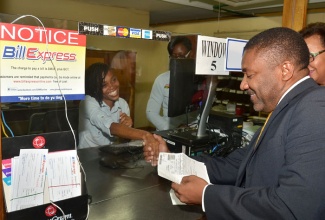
[195,35,229,76]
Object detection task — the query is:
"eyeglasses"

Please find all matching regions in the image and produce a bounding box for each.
[309,49,325,62]
[170,50,191,59]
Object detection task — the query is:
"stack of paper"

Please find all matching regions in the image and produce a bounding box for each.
[2,149,81,212]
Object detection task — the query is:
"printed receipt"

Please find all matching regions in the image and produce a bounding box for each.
[47,150,81,202]
[158,152,210,205]
[10,149,48,212]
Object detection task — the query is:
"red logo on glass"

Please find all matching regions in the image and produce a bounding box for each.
[32,136,46,149]
[45,205,57,217]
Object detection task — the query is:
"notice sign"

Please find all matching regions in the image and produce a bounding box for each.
[0,22,86,103]
[195,35,228,75]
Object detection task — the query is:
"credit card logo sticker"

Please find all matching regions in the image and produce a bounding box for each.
[103,25,116,36]
[130,28,141,38]
[142,30,153,39]
[117,27,129,37]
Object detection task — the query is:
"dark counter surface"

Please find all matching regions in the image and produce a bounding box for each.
[77,146,204,220]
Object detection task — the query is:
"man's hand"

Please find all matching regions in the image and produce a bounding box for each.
[143,134,169,166]
[171,175,208,205]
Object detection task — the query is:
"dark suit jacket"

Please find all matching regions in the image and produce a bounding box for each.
[195,78,325,219]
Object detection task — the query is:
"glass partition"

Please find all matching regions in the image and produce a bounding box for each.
[0,13,171,137]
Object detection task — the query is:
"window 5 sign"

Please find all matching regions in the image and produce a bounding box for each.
[195,35,229,76]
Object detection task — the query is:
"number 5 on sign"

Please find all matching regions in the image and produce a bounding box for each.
[210,60,218,71]
[195,35,229,76]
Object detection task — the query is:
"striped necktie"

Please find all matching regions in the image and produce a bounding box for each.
[254,111,273,149]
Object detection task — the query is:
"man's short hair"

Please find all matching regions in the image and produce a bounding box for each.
[167,36,192,56]
[299,22,325,48]
[244,27,310,70]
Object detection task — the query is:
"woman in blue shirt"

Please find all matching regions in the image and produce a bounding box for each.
[78,62,158,149]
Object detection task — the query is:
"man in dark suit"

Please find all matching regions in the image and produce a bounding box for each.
[143,27,325,219]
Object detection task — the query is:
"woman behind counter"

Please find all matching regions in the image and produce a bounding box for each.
[78,62,158,149]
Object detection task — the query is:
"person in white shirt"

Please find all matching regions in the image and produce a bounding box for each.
[146,36,196,130]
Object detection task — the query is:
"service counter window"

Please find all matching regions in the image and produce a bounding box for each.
[0,13,171,139]
[0,13,176,220]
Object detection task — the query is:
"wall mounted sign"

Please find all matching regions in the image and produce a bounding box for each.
[0,22,86,102]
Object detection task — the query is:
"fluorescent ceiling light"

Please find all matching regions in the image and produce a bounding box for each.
[161,0,214,10]
[214,0,275,7]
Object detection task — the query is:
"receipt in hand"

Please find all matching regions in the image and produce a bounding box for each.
[158,152,211,205]
[157,152,210,184]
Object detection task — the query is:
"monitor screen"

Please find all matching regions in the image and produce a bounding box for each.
[168,58,206,117]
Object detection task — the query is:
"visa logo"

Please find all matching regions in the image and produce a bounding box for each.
[130,28,141,38]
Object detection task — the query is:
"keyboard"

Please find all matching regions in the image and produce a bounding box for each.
[98,140,143,155]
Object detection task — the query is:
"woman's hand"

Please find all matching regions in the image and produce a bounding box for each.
[120,112,133,127]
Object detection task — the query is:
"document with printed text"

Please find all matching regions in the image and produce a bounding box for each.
[47,150,81,202]
[10,149,48,212]
[158,152,210,184]
[158,152,210,205]
[3,149,82,212]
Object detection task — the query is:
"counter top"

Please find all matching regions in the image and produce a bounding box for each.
[77,147,204,220]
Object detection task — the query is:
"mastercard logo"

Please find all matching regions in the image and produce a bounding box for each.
[117,28,129,37]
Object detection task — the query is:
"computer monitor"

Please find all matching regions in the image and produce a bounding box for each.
[168,58,206,118]
[153,58,218,155]
[167,58,218,139]
[168,58,218,138]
